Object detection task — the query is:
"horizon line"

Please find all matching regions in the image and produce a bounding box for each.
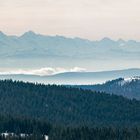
[0,30,140,42]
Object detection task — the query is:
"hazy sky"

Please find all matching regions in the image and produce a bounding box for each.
[0,0,140,40]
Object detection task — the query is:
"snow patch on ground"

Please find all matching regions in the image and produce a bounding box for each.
[118,76,140,86]
[1,132,49,139]
[45,135,49,140]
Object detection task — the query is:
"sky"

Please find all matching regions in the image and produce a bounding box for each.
[0,0,140,40]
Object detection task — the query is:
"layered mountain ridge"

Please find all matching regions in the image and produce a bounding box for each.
[0,31,140,59]
[0,68,140,84]
[0,31,140,70]
[75,76,140,100]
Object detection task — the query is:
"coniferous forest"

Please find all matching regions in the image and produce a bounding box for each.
[74,77,140,100]
[0,80,140,139]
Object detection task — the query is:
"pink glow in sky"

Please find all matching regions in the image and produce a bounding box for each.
[0,0,140,40]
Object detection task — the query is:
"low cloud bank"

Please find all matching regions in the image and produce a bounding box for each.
[0,67,86,76]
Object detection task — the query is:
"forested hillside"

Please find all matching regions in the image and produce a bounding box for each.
[75,77,140,100]
[0,80,140,139]
[0,80,140,126]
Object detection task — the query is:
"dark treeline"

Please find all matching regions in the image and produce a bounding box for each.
[0,115,51,134]
[0,115,49,140]
[1,126,140,140]
[0,80,140,139]
[0,115,140,140]
[49,127,140,140]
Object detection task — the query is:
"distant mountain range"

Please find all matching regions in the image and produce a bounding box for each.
[0,31,140,59]
[0,31,140,70]
[74,77,140,100]
[0,68,140,85]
